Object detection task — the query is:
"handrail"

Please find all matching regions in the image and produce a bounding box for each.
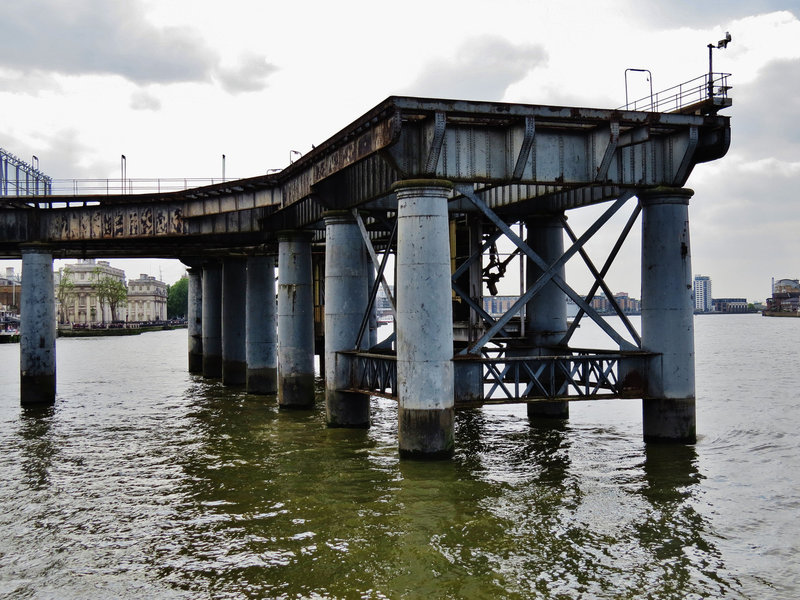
[620,72,731,113]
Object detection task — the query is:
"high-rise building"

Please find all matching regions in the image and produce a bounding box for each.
[693,275,712,312]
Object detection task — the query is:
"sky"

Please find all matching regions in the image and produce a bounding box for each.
[1,0,798,302]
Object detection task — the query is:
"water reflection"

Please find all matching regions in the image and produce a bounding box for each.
[634,443,740,597]
[18,404,56,490]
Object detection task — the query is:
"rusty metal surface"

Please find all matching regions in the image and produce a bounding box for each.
[0,95,730,258]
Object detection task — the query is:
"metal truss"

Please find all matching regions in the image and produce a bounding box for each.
[456,185,640,355]
[465,348,651,404]
[342,351,397,399]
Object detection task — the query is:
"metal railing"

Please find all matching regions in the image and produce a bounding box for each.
[48,178,235,196]
[620,72,731,113]
[341,347,653,404]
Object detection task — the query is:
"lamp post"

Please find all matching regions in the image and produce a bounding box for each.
[708,32,732,98]
[624,68,653,111]
[222,154,226,182]
[120,154,127,194]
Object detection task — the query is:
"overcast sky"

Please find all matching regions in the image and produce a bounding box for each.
[1,0,798,302]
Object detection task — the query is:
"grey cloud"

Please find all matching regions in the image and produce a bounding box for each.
[0,0,278,93]
[406,36,547,101]
[621,0,792,29]
[130,90,162,111]
[215,54,279,94]
[732,58,800,159]
[0,1,214,84]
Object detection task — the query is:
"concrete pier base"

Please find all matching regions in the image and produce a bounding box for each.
[187,267,203,374]
[222,258,247,386]
[394,180,455,458]
[246,255,277,394]
[20,246,56,405]
[202,261,222,378]
[324,213,370,427]
[525,215,569,421]
[640,188,696,443]
[277,232,315,408]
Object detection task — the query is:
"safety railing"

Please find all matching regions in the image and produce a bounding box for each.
[621,72,731,113]
[341,347,653,404]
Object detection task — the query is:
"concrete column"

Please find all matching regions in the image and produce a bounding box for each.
[525,214,569,420]
[187,267,203,374]
[277,232,315,408]
[201,261,222,378]
[324,212,370,427]
[222,257,247,386]
[393,180,455,458]
[246,255,277,394]
[20,246,56,405]
[640,188,696,442]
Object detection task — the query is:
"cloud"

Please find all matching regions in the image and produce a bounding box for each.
[130,90,162,111]
[214,53,279,94]
[405,35,547,101]
[0,0,277,94]
[622,0,793,28]
[732,57,800,158]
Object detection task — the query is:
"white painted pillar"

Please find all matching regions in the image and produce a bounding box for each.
[246,255,278,394]
[394,180,455,458]
[277,232,315,408]
[640,188,696,442]
[324,212,370,427]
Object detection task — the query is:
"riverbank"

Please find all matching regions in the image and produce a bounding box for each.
[762,310,800,317]
[57,323,187,338]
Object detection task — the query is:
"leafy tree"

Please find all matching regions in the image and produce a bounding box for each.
[167,276,189,318]
[56,267,76,324]
[94,272,127,324]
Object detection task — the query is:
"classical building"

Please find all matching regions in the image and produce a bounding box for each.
[127,274,168,322]
[56,259,126,325]
[0,267,21,311]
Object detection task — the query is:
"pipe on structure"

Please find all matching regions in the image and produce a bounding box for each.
[525,214,569,420]
[640,187,696,442]
[393,180,455,458]
[246,255,278,394]
[201,261,222,378]
[277,231,315,408]
[20,246,56,405]
[323,212,370,427]
[222,257,247,386]
[187,267,203,374]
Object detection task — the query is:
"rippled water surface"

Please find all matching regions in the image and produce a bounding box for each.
[0,315,798,599]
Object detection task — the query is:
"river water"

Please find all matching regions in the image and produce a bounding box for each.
[0,314,797,599]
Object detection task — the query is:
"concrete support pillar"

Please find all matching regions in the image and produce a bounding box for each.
[201,261,222,378]
[394,180,455,458]
[640,188,696,442]
[222,257,247,386]
[277,232,315,408]
[187,267,203,374]
[525,214,569,420]
[246,255,277,394]
[324,212,370,427]
[20,246,56,405]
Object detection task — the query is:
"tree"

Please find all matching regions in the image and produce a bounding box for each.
[56,267,76,324]
[167,276,189,318]
[95,274,128,324]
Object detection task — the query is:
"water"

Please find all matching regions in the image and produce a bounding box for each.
[0,315,797,599]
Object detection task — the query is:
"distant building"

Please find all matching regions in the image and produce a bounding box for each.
[0,267,21,311]
[56,259,126,325]
[712,298,748,313]
[694,275,712,312]
[127,274,168,322]
[767,278,800,313]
